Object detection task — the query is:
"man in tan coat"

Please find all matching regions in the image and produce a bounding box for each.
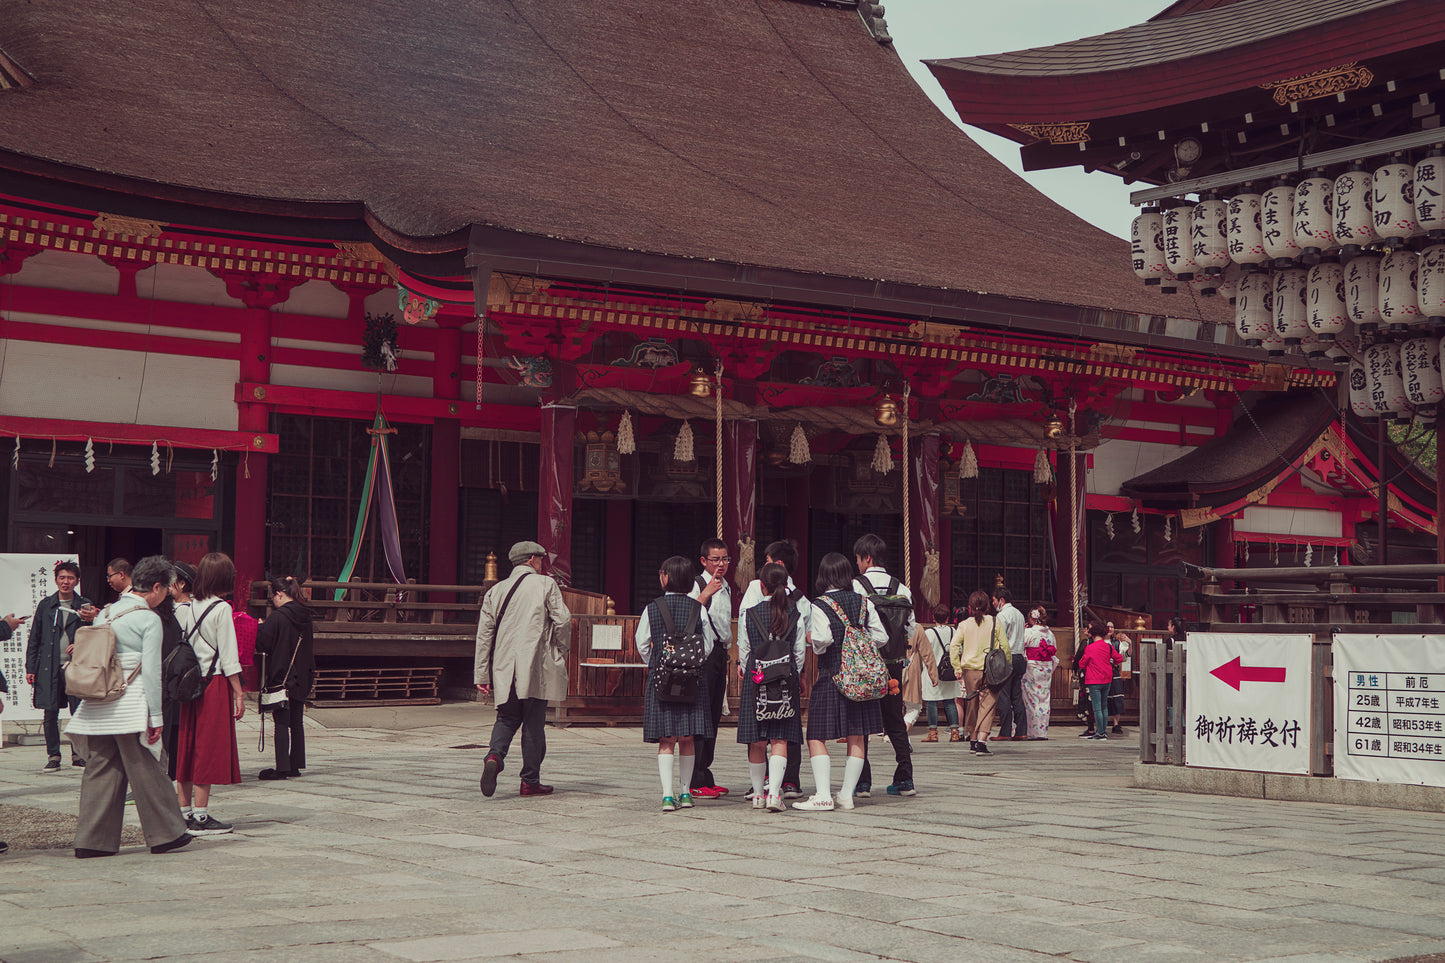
[475,541,571,797]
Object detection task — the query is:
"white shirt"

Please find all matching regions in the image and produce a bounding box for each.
[738,595,808,672]
[175,598,242,678]
[996,602,1027,657]
[811,590,889,654]
[854,567,916,640]
[687,572,733,650]
[739,576,815,653]
[634,593,715,663]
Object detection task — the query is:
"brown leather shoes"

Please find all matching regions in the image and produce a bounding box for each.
[519,781,554,797]
[923,728,938,743]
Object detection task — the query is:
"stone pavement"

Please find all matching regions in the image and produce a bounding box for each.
[2,706,1445,963]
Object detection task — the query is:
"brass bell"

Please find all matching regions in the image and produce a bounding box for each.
[1045,412,1064,439]
[483,551,499,583]
[873,395,900,427]
[687,367,713,398]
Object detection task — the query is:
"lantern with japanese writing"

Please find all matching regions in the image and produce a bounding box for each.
[1333,164,1378,256]
[1273,268,1309,347]
[1297,330,1326,360]
[1346,255,1383,334]
[1131,208,1167,286]
[1262,180,1302,265]
[1419,244,1445,328]
[1292,173,1335,261]
[1162,203,1197,281]
[1226,192,1268,268]
[1364,342,1410,418]
[1378,249,1421,332]
[1414,149,1445,238]
[1192,194,1230,276]
[1234,270,1272,347]
[1372,159,1418,247]
[1401,337,1444,406]
[1347,362,1376,419]
[1307,261,1347,340]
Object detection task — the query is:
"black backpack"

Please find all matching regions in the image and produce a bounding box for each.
[930,625,958,682]
[163,600,225,703]
[652,599,708,704]
[855,575,912,661]
[746,605,798,720]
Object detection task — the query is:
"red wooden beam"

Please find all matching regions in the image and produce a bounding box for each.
[237,382,542,431]
[0,416,277,452]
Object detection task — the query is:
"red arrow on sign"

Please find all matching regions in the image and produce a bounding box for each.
[1210,656,1287,691]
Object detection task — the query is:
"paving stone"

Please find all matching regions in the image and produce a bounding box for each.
[370,929,621,961]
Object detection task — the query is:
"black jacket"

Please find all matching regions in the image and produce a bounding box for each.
[254,601,315,700]
[25,592,91,710]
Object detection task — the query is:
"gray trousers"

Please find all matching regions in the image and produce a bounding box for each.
[488,686,547,785]
[71,732,188,852]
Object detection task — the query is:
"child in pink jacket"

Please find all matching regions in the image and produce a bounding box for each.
[1078,621,1125,740]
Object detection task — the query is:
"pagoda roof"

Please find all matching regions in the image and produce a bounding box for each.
[926,0,1424,125]
[0,0,1223,329]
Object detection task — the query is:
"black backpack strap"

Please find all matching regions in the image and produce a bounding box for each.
[683,598,702,636]
[184,600,226,677]
[490,571,531,650]
[853,575,871,596]
[887,577,899,595]
[788,585,803,603]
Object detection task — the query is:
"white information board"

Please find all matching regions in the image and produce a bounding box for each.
[1333,634,1445,788]
[0,554,83,724]
[1185,632,1313,774]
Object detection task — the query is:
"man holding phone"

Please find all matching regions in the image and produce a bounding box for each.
[25,561,91,772]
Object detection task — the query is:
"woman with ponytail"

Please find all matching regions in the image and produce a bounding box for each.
[735,562,806,812]
[949,589,1002,755]
[254,576,314,780]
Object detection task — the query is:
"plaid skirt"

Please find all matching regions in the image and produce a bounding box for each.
[735,667,804,745]
[805,672,883,741]
[642,668,715,743]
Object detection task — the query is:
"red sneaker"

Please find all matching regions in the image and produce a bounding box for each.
[712,785,730,796]
[690,786,720,798]
[519,781,554,796]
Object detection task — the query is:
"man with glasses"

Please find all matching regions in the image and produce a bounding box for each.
[686,538,733,799]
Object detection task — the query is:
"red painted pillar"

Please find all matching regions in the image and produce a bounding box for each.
[538,403,576,586]
[605,500,633,613]
[233,309,272,598]
[430,323,463,591]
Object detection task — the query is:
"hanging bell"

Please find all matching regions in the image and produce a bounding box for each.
[687,367,712,398]
[873,395,900,427]
[1044,412,1064,439]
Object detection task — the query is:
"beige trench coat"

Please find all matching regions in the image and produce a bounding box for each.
[474,568,572,702]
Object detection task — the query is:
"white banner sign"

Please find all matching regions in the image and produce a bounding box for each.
[1333,634,1445,788]
[0,554,83,724]
[1185,633,1313,774]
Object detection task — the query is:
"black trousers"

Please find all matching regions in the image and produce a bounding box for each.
[996,654,1029,737]
[860,661,912,787]
[488,685,548,785]
[689,657,729,789]
[42,697,81,759]
[270,700,307,772]
[783,740,802,788]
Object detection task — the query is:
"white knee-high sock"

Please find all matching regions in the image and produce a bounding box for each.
[749,761,766,796]
[678,754,696,794]
[658,752,675,796]
[809,754,832,798]
[839,755,865,800]
[767,755,786,797]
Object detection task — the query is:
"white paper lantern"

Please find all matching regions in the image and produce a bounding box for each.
[1298,330,1325,359]
[1401,337,1444,405]
[1418,244,1445,325]
[1324,323,1357,366]
[1373,160,1418,246]
[1227,193,1268,267]
[1417,150,1445,237]
[1218,261,1244,304]
[1192,196,1230,276]
[1307,261,1347,339]
[1273,268,1309,345]
[1131,209,1167,285]
[1234,271,1272,346]
[1364,342,1410,417]
[1378,249,1421,331]
[1347,361,1376,419]
[1345,255,1383,333]
[1333,166,1378,253]
[1292,174,1335,258]
[1262,181,1302,264]
[1163,204,1197,280]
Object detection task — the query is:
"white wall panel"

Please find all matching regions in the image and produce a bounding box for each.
[1088,438,1191,497]
[270,363,432,397]
[14,249,117,295]
[1239,506,1342,539]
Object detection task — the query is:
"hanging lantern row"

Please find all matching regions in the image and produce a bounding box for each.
[1132,149,1445,360]
[1347,335,1445,423]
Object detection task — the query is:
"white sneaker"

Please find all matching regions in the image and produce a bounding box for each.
[792,794,834,812]
[765,793,784,813]
[835,794,856,810]
[751,793,766,810]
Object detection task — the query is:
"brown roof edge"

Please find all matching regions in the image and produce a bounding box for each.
[467,225,1277,366]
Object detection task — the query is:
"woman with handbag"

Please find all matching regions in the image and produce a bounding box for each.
[1021,606,1058,740]
[736,562,806,813]
[67,556,191,857]
[917,615,959,743]
[949,590,1005,755]
[635,555,715,812]
[254,576,314,780]
[792,553,889,813]
[171,552,244,835]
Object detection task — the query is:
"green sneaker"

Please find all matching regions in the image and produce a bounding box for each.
[678,793,694,809]
[661,796,677,812]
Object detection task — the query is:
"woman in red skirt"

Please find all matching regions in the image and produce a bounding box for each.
[173,552,244,835]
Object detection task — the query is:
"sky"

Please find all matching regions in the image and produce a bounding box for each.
[886,0,1168,240]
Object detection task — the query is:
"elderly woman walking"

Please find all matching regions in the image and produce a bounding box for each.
[67,556,191,858]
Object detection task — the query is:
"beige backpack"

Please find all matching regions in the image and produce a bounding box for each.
[64,603,148,703]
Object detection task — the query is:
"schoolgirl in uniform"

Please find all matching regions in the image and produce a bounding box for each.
[635,555,715,812]
[793,552,889,812]
[736,562,807,812]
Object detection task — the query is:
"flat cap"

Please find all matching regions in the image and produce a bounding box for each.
[508,541,547,565]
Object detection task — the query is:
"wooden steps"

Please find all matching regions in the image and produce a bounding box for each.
[309,666,444,707]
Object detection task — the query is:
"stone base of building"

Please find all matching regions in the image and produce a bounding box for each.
[1134,762,1445,813]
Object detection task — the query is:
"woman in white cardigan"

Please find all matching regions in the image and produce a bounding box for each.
[67,556,191,858]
